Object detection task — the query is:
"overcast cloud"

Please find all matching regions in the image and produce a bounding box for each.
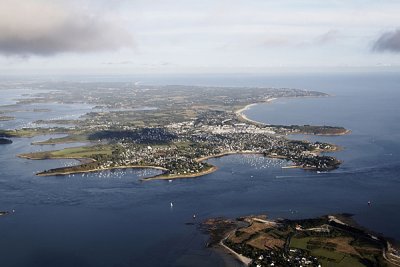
[0,0,133,56]
[1,0,400,73]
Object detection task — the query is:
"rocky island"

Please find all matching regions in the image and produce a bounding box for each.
[203,214,400,267]
[0,137,13,145]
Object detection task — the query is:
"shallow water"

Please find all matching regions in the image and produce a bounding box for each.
[0,102,94,130]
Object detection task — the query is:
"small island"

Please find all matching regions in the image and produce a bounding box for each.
[203,214,400,267]
[0,137,13,145]
[0,116,15,121]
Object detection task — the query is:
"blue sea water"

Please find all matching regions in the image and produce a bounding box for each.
[0,72,399,266]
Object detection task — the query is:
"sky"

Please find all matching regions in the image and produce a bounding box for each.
[1,0,400,75]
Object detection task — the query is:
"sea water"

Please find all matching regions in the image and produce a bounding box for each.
[0,72,399,266]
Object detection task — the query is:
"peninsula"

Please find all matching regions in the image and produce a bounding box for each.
[1,83,349,180]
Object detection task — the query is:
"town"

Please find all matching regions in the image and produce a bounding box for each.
[21,118,341,179]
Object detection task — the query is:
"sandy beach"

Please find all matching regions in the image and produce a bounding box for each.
[219,230,252,266]
[235,98,277,125]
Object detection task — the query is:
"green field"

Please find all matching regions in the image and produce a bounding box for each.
[32,134,89,145]
[290,236,373,267]
[51,146,112,158]
[19,145,112,160]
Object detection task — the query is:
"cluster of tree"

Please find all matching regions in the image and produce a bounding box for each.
[88,128,177,144]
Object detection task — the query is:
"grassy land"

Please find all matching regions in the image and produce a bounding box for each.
[19,145,112,160]
[51,146,112,158]
[290,236,366,267]
[32,134,89,145]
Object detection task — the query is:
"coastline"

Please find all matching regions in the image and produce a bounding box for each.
[206,214,400,267]
[18,154,96,163]
[21,148,340,179]
[219,230,252,266]
[119,151,266,181]
[141,166,218,181]
[18,154,169,177]
[236,97,350,136]
[36,164,168,177]
[212,246,248,267]
[196,151,264,162]
[28,151,264,180]
[313,129,352,136]
[18,150,216,179]
[235,98,277,125]
[19,96,347,179]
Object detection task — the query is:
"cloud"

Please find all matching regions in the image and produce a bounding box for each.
[102,61,133,65]
[0,0,133,56]
[260,30,339,48]
[262,36,291,47]
[373,29,400,52]
[315,30,339,45]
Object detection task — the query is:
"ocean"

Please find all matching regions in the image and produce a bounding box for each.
[0,72,399,266]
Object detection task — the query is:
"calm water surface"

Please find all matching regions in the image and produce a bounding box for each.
[0,73,399,267]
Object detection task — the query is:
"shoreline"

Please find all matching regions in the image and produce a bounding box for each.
[27,151,265,180]
[313,129,351,136]
[235,98,277,125]
[219,230,252,266]
[21,148,340,179]
[112,151,266,180]
[196,151,264,162]
[236,97,350,136]
[18,151,217,179]
[208,214,400,267]
[17,154,169,177]
[18,154,95,163]
[141,166,218,181]
[19,95,346,179]
[36,164,169,177]
[212,246,248,267]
